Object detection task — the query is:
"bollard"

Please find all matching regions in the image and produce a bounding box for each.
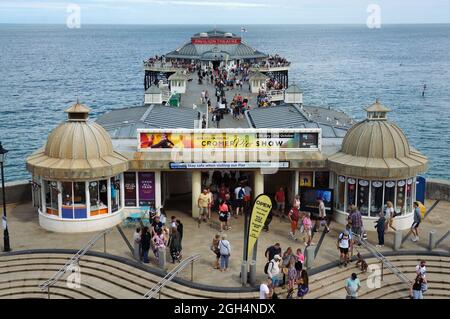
[394,230,403,251]
[158,247,166,269]
[240,261,248,286]
[305,246,315,269]
[249,261,257,287]
[428,231,437,251]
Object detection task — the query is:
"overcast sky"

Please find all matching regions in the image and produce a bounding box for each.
[0,0,449,24]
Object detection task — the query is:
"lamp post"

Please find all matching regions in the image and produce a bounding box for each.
[0,142,11,252]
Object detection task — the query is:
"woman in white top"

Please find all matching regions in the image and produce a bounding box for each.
[384,201,397,231]
[219,235,232,272]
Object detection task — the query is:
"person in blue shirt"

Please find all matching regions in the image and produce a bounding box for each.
[408,202,423,242]
[345,273,361,299]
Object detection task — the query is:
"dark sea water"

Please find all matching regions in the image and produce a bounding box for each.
[0,24,449,182]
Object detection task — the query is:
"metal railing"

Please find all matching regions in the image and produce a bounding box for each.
[436,230,450,248]
[353,233,412,286]
[39,228,112,298]
[143,254,201,300]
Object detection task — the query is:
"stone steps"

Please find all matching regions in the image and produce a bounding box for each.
[0,253,258,299]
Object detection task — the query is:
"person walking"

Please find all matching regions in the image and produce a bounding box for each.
[168,227,182,263]
[281,247,294,287]
[234,183,246,217]
[384,201,397,232]
[219,234,232,272]
[288,205,300,241]
[218,200,230,232]
[302,213,314,246]
[265,243,282,262]
[133,228,142,261]
[141,227,151,264]
[345,273,361,299]
[275,187,286,218]
[375,212,386,248]
[408,202,422,242]
[315,197,330,233]
[198,188,211,226]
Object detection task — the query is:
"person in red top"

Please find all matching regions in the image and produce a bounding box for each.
[219,183,229,202]
[288,206,300,241]
[275,187,286,218]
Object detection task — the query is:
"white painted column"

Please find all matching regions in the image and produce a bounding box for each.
[254,170,264,198]
[85,181,91,218]
[57,181,62,218]
[107,178,112,214]
[120,173,125,210]
[293,170,299,197]
[192,171,202,218]
[40,177,46,214]
[155,171,162,210]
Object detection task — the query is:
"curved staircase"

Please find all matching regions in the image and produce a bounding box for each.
[1,251,449,299]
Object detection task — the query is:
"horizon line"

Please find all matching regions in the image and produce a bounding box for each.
[1,22,450,26]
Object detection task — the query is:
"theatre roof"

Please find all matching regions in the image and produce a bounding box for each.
[165,30,267,61]
[246,104,352,138]
[95,105,201,139]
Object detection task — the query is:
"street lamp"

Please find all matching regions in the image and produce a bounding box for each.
[0,142,11,252]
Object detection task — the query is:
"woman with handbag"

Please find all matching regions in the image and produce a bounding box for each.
[219,235,232,272]
[211,234,221,270]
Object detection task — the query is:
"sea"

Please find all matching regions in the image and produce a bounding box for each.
[0,24,449,182]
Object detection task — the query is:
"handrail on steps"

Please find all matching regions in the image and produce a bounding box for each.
[353,232,413,286]
[144,254,201,300]
[38,228,112,297]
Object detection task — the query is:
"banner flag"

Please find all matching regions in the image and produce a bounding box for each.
[247,194,273,260]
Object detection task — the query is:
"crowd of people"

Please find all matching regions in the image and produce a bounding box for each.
[132,212,184,265]
[260,243,308,299]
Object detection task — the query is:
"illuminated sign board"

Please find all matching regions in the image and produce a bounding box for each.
[191,38,241,45]
[137,129,321,152]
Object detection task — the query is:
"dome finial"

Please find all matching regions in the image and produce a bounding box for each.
[365,99,391,120]
[65,101,91,121]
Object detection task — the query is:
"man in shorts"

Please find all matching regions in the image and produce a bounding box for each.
[337,230,351,267]
[315,197,330,233]
[408,202,422,242]
[197,188,210,225]
[234,183,246,217]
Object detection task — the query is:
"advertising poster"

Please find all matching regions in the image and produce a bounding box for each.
[247,195,273,260]
[139,130,319,151]
[138,172,155,207]
[124,172,137,207]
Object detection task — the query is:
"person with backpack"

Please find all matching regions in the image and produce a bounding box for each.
[266,255,282,287]
[218,200,230,232]
[288,206,300,241]
[234,183,246,217]
[410,274,425,299]
[219,234,231,272]
[337,230,351,267]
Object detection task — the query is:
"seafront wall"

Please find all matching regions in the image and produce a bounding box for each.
[1,178,450,205]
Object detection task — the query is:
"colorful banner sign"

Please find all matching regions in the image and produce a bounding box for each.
[247,195,273,260]
[139,130,320,151]
[138,172,155,207]
[124,172,137,207]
